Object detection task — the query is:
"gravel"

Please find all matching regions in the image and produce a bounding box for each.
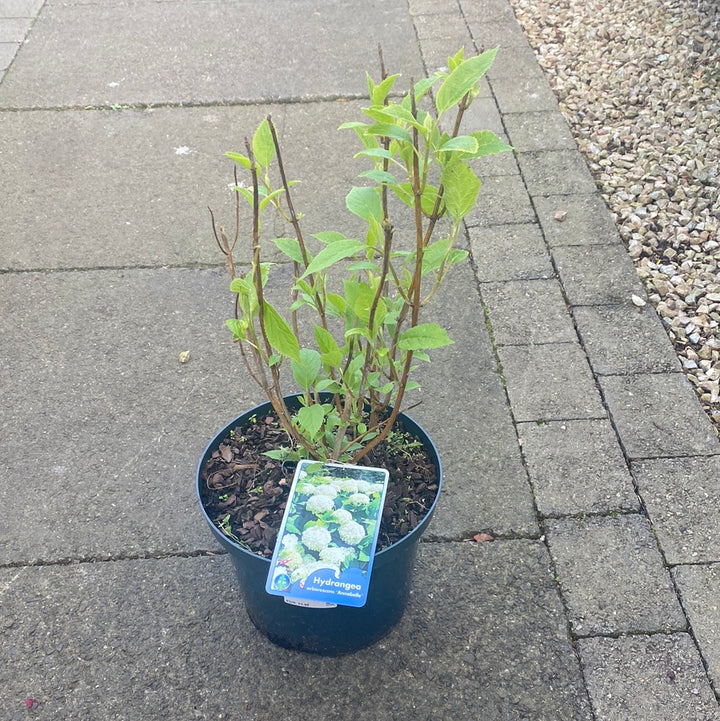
[505,0,720,431]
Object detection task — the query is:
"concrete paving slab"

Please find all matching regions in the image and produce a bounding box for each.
[0,268,244,564]
[517,150,597,196]
[465,18,536,53]
[0,101,373,270]
[482,278,577,345]
[413,9,470,40]
[0,15,27,40]
[545,514,686,636]
[0,0,43,15]
[460,0,521,25]
[504,111,578,152]
[0,259,535,564]
[408,0,460,14]
[0,542,592,721]
[573,304,682,375]
[632,456,720,564]
[470,223,555,282]
[466,174,536,227]
[498,342,606,422]
[673,563,720,688]
[553,244,646,306]
[490,74,560,114]
[599,373,720,459]
[0,40,17,71]
[577,634,720,721]
[533,193,621,247]
[518,419,639,516]
[487,43,548,81]
[0,0,424,108]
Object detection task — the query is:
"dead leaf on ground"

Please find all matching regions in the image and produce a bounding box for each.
[470,533,494,543]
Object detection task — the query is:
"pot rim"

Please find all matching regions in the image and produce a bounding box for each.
[196,395,442,562]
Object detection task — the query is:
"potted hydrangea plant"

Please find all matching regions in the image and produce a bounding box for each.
[198,47,511,655]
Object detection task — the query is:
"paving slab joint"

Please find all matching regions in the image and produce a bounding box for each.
[0,548,222,570]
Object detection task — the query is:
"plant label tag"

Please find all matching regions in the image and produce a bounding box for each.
[283,598,337,609]
[265,460,390,608]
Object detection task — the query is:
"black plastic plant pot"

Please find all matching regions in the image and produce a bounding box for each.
[196,395,442,656]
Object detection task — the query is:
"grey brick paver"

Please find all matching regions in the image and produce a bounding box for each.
[0,0,43,16]
[633,456,720,564]
[0,40,17,71]
[534,193,621,247]
[673,563,720,688]
[483,278,577,345]
[519,419,639,516]
[498,342,606,421]
[0,16,28,41]
[466,173,536,226]
[578,634,720,721]
[600,373,720,459]
[574,303,682,375]
[504,110,578,152]
[487,44,548,80]
[518,149,597,196]
[545,514,686,636]
[554,243,647,306]
[469,223,554,282]
[490,74,560,113]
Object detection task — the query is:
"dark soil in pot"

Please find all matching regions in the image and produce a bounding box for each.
[199,409,439,559]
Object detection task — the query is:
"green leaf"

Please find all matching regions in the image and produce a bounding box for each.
[292,348,323,389]
[435,47,498,114]
[338,121,369,131]
[354,147,393,161]
[469,130,514,157]
[232,185,255,207]
[398,323,454,350]
[313,231,349,245]
[359,169,399,186]
[229,276,258,313]
[229,276,251,295]
[378,103,424,129]
[439,135,479,153]
[441,158,481,221]
[271,237,306,264]
[368,72,400,105]
[408,75,442,103]
[225,317,247,340]
[421,237,453,275]
[347,260,382,273]
[345,186,383,222]
[224,151,251,169]
[263,448,301,461]
[315,378,343,393]
[314,325,343,367]
[296,405,325,439]
[326,293,347,318]
[301,238,365,278]
[252,118,275,168]
[447,248,469,266]
[366,123,412,144]
[262,300,300,361]
[448,47,466,71]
